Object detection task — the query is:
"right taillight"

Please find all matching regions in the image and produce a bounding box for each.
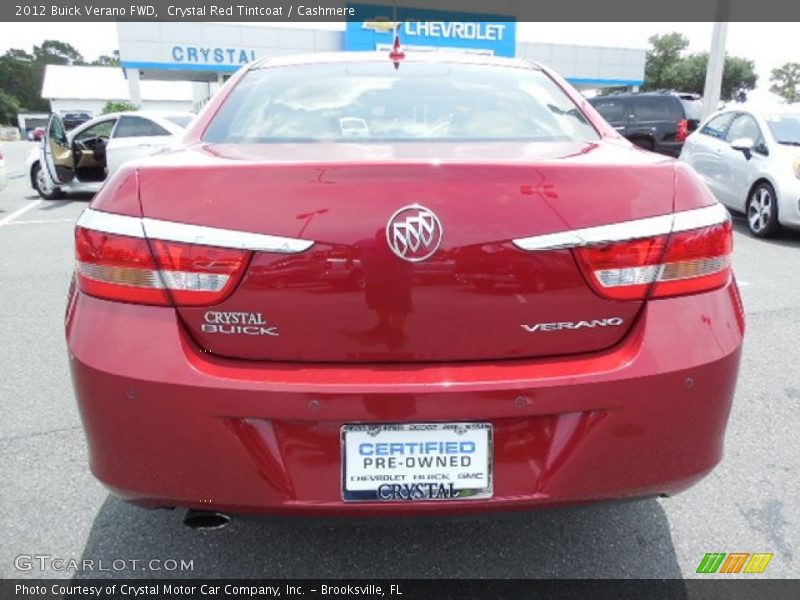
[75,226,250,306]
[575,218,732,301]
[676,119,689,143]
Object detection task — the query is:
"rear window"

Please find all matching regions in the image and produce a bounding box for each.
[203,62,600,143]
[679,99,703,121]
[630,96,681,121]
[114,116,170,138]
[589,98,627,123]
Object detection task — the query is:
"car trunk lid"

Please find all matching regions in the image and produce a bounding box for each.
[136,141,675,362]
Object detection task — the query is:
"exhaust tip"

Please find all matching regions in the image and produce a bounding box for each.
[183,509,231,531]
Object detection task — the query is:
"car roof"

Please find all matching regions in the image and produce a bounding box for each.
[738,105,800,117]
[65,110,193,137]
[252,51,540,71]
[591,92,699,100]
[97,110,193,120]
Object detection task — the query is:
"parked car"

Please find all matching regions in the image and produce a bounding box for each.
[0,145,6,192]
[68,52,742,521]
[680,107,800,237]
[62,112,92,131]
[588,91,703,156]
[28,111,193,200]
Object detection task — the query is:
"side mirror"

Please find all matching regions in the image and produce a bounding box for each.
[730,137,755,158]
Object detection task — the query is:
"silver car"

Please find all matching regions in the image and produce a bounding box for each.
[679,107,800,237]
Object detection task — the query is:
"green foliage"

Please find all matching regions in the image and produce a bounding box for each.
[33,40,85,65]
[644,33,690,91]
[0,89,21,125]
[770,63,800,103]
[102,101,138,114]
[722,56,758,101]
[0,42,120,119]
[92,51,121,67]
[0,48,46,113]
[643,33,757,101]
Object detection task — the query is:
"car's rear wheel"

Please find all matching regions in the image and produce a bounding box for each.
[746,182,780,238]
[33,162,65,200]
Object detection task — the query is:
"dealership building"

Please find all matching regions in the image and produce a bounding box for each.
[37,20,646,119]
[116,20,645,110]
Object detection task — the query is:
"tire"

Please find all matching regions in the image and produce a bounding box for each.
[746,182,780,238]
[32,162,65,200]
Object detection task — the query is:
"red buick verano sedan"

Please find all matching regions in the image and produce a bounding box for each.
[65,52,743,519]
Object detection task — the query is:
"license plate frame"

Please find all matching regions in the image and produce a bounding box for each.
[341,422,493,503]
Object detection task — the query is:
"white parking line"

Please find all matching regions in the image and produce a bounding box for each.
[0,200,42,227]
[4,218,75,226]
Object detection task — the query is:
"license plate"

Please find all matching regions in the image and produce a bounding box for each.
[341,422,493,502]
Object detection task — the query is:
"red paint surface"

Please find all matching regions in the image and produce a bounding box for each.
[70,56,744,515]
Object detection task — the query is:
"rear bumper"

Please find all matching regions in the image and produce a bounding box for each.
[67,281,744,516]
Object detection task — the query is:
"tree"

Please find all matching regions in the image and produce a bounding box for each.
[0,89,21,125]
[102,101,138,114]
[0,42,122,126]
[33,40,85,66]
[770,62,800,103]
[92,50,121,67]
[643,33,757,101]
[667,53,707,94]
[722,56,758,101]
[0,49,44,112]
[644,33,689,91]
[0,41,90,116]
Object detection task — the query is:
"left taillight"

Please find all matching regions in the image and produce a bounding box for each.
[75,226,250,306]
[575,218,732,301]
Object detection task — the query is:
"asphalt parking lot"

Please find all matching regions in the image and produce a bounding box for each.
[0,140,798,580]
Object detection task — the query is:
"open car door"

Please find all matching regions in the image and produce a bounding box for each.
[42,113,74,186]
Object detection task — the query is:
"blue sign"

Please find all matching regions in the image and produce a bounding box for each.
[346,4,516,58]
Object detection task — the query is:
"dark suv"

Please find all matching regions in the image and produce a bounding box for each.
[62,112,92,131]
[588,92,703,156]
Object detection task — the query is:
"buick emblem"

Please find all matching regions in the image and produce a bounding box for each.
[386,204,443,262]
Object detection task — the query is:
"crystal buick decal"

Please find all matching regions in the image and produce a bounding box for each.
[201,311,279,336]
[521,317,624,333]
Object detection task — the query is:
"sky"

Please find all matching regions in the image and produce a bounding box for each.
[0,21,794,94]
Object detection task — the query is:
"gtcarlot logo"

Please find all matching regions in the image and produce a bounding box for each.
[14,554,194,572]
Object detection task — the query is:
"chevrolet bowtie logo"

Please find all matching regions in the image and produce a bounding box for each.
[361,21,399,33]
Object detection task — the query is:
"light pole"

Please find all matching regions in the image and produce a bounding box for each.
[701,0,731,119]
